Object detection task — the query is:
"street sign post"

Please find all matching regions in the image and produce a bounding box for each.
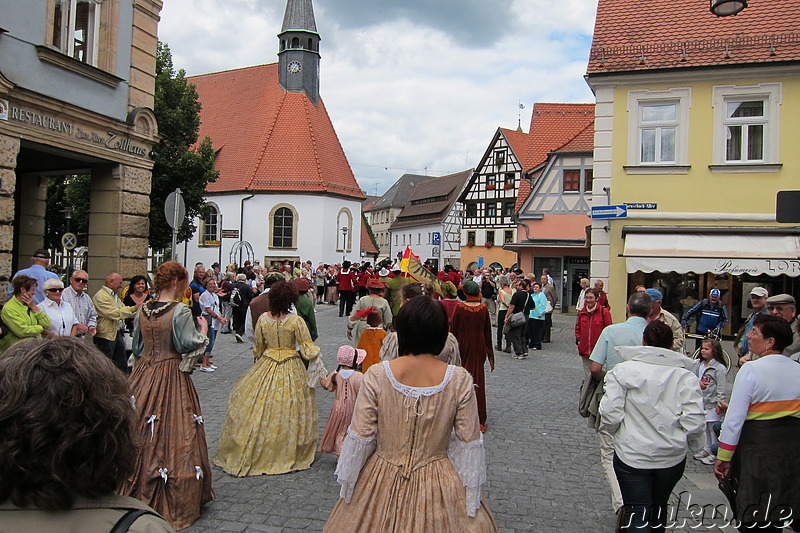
[165,188,186,261]
[625,202,657,210]
[61,232,77,250]
[591,205,628,219]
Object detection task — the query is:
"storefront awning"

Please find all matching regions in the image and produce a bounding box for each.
[623,231,800,277]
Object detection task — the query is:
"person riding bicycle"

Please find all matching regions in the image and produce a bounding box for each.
[681,289,728,350]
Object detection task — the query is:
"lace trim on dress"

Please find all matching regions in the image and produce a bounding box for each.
[334,428,377,502]
[447,432,487,518]
[141,300,178,318]
[382,361,455,397]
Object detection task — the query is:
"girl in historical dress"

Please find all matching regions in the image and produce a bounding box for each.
[122,261,213,531]
[450,280,495,433]
[215,281,321,476]
[347,278,392,347]
[324,295,498,532]
[318,345,366,456]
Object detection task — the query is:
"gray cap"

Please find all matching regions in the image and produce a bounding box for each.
[767,293,796,307]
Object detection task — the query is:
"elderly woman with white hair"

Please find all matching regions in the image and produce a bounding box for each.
[40,278,79,337]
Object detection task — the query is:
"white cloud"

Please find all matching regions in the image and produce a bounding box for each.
[158,0,597,194]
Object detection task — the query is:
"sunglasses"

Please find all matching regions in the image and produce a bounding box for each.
[73,278,88,283]
[47,288,64,292]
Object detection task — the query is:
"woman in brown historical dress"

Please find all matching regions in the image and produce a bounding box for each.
[121,261,213,531]
[324,295,498,532]
[450,280,495,433]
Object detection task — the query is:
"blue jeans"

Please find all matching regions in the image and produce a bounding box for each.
[205,326,217,355]
[614,454,686,533]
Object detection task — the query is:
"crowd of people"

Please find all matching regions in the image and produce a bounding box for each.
[1,251,799,532]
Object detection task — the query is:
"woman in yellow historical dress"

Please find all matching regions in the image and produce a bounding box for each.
[215,281,321,476]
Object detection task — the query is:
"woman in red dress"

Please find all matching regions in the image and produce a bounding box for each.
[450,280,495,432]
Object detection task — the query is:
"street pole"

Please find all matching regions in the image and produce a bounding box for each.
[171,188,181,261]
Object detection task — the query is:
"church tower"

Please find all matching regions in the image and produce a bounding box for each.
[278,0,320,104]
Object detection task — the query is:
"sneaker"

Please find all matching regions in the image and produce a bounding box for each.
[235,334,244,343]
[520,354,528,359]
[209,364,218,370]
[200,366,215,372]
[692,450,710,460]
[701,454,717,465]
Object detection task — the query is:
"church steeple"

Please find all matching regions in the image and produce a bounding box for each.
[278,0,320,104]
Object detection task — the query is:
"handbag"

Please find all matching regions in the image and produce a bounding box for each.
[507,311,526,328]
[545,299,554,313]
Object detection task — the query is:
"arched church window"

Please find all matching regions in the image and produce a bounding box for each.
[199,203,220,247]
[291,37,300,48]
[272,206,295,248]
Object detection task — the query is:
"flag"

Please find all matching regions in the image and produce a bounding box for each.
[399,246,412,273]
[405,253,444,297]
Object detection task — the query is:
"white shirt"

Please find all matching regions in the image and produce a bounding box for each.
[41,298,78,336]
[198,290,221,330]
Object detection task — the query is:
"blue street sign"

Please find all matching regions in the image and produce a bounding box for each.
[432,232,441,245]
[625,202,657,210]
[591,205,628,219]
[477,256,485,268]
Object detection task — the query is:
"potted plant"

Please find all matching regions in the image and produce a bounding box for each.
[484,242,493,248]
[486,184,496,190]
[466,241,475,247]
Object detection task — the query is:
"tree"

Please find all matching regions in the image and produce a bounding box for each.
[44,174,91,249]
[149,42,218,251]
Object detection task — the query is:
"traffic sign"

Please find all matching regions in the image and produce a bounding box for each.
[164,189,186,229]
[61,232,78,250]
[591,205,628,219]
[432,232,441,245]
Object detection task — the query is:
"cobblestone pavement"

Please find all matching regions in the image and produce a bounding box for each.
[185,305,733,532]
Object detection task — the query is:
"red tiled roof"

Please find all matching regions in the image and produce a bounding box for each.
[360,220,379,255]
[588,0,800,74]
[499,127,529,165]
[552,121,594,154]
[189,64,365,199]
[516,103,595,210]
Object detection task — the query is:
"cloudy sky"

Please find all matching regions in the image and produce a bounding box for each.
[158,0,598,196]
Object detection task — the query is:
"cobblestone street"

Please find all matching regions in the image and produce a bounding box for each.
[186,306,731,532]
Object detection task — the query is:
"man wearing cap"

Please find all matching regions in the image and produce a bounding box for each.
[61,269,97,340]
[646,288,684,351]
[5,249,59,304]
[764,294,800,358]
[735,287,769,365]
[681,289,728,351]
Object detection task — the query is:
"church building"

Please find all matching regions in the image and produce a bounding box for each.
[183,0,364,269]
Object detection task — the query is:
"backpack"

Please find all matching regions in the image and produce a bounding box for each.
[229,287,242,308]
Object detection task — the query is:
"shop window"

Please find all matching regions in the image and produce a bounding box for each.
[467,231,476,245]
[504,230,514,244]
[563,169,580,192]
[486,230,495,245]
[712,83,780,166]
[52,0,101,65]
[199,203,220,246]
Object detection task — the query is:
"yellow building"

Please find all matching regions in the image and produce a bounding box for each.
[586,1,800,332]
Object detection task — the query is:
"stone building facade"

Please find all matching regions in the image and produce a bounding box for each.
[0,0,162,290]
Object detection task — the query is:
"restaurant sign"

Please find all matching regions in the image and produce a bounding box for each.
[1,100,148,158]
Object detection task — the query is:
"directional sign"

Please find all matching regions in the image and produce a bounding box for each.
[591,205,628,219]
[61,232,78,250]
[626,202,657,210]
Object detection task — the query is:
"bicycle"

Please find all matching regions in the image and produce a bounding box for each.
[681,328,732,370]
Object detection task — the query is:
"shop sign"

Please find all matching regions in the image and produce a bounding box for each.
[5,103,148,158]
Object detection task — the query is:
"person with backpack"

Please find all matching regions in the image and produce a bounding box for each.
[229,274,254,343]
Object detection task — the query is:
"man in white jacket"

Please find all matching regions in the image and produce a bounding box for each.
[600,320,705,532]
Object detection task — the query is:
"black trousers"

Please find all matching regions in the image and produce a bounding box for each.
[94,333,128,373]
[232,307,248,335]
[614,454,685,533]
[527,319,543,349]
[496,310,507,348]
[339,290,356,317]
[542,312,553,342]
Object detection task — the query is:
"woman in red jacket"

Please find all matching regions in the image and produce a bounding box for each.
[575,289,612,377]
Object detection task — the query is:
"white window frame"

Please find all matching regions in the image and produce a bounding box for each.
[199,203,220,247]
[53,0,102,65]
[627,88,691,167]
[712,83,780,166]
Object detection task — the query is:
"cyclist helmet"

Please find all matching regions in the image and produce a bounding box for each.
[710,288,721,298]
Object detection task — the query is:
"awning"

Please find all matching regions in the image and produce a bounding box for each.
[623,232,800,277]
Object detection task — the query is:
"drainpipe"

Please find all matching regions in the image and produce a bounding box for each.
[239,192,255,267]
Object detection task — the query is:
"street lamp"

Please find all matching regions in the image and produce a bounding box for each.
[341,226,348,262]
[710,0,747,16]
